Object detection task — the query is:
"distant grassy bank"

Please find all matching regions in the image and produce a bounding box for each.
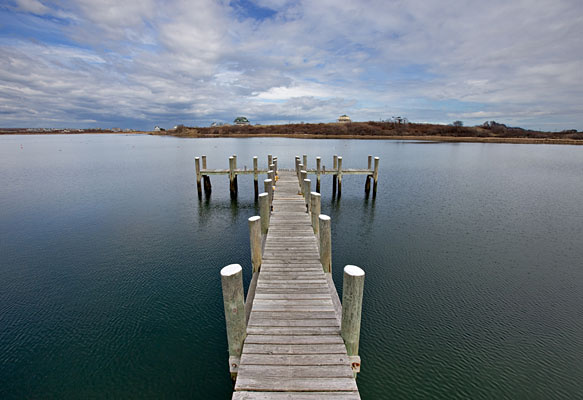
[158,122,583,145]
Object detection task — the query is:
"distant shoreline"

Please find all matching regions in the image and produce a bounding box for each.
[3,121,582,145]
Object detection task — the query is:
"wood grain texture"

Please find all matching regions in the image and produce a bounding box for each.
[233,170,358,398]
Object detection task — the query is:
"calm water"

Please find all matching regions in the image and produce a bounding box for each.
[1,135,582,399]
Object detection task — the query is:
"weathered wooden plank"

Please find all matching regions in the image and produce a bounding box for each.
[235,377,358,392]
[233,392,360,400]
[254,293,331,300]
[240,354,349,365]
[237,364,353,377]
[247,319,339,327]
[246,326,339,335]
[243,335,344,344]
[242,343,346,355]
[249,311,338,320]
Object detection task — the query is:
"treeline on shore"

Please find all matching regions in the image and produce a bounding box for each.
[168,121,582,142]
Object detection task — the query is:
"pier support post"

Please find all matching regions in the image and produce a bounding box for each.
[316,157,321,192]
[373,157,379,197]
[229,156,238,199]
[195,157,202,198]
[273,159,278,177]
[269,165,275,184]
[248,216,262,273]
[220,264,246,379]
[310,192,321,236]
[298,164,304,185]
[302,154,307,169]
[332,155,338,196]
[303,179,311,213]
[268,154,273,168]
[295,156,300,179]
[259,193,270,234]
[337,156,343,197]
[341,265,365,374]
[300,170,307,194]
[201,155,212,195]
[202,155,207,169]
[319,214,332,273]
[253,156,258,200]
[268,170,275,188]
[264,179,273,210]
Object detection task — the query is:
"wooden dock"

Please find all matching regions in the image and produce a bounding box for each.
[224,170,363,399]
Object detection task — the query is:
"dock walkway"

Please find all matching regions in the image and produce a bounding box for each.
[233,171,360,399]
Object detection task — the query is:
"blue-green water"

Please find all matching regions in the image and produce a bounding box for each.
[1,135,582,399]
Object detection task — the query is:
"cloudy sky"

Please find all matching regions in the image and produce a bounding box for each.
[1,0,581,130]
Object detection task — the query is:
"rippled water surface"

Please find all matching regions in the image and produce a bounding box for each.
[1,135,582,399]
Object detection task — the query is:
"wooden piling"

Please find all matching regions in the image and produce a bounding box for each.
[332,155,338,196]
[269,165,275,183]
[253,156,258,200]
[195,157,202,198]
[337,156,343,197]
[202,155,207,169]
[341,265,365,358]
[367,155,372,170]
[310,191,321,236]
[248,216,262,273]
[300,170,307,194]
[268,154,273,167]
[303,179,311,213]
[258,193,269,234]
[273,159,278,176]
[319,214,332,273]
[220,263,246,378]
[316,157,321,192]
[302,154,307,169]
[264,179,273,208]
[373,157,379,197]
[229,156,237,198]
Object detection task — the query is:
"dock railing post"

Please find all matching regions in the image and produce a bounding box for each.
[220,264,246,379]
[302,154,307,169]
[303,179,311,213]
[195,156,202,198]
[310,192,321,236]
[201,155,211,195]
[268,170,275,188]
[264,179,273,210]
[202,155,207,169]
[273,158,278,177]
[316,157,321,192]
[337,156,343,197]
[248,216,262,273]
[341,265,365,375]
[295,156,300,179]
[258,193,270,234]
[332,155,338,196]
[319,214,332,273]
[300,170,307,194]
[268,154,273,168]
[253,156,259,200]
[269,165,275,184]
[373,157,380,197]
[367,155,372,170]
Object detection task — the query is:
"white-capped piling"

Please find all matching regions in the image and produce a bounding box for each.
[248,216,262,273]
[316,157,321,192]
[341,265,365,359]
[300,170,307,194]
[258,193,270,234]
[332,155,338,196]
[337,156,343,197]
[195,156,202,197]
[302,154,308,169]
[264,178,273,209]
[220,263,246,378]
[310,192,321,236]
[319,214,332,273]
[373,157,380,197]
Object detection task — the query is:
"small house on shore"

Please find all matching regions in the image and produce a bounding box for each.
[338,114,351,123]
[234,117,250,126]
